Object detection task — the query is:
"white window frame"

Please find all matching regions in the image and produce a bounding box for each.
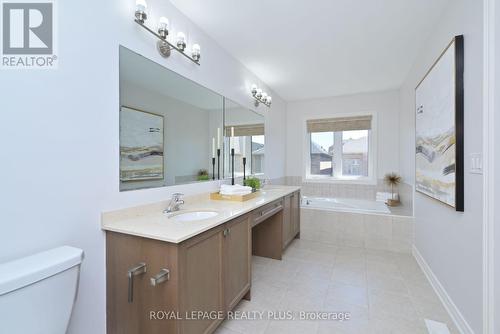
[302,111,378,185]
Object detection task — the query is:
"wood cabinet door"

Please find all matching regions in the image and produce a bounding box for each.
[106,233,179,334]
[179,227,224,334]
[224,215,251,311]
[282,194,293,249]
[291,191,301,236]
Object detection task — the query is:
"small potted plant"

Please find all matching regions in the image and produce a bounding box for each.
[197,169,209,181]
[384,172,402,206]
[243,177,261,192]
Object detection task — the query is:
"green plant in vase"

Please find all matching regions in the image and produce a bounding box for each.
[197,169,209,181]
[243,177,261,191]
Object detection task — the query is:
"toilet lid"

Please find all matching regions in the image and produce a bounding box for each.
[0,246,84,295]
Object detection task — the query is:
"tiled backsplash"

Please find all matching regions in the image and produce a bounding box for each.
[271,176,413,214]
[300,208,414,254]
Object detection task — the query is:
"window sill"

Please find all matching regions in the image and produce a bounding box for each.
[303,176,377,185]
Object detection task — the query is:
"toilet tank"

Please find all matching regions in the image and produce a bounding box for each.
[0,246,84,334]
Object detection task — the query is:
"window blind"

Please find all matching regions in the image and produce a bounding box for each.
[306,115,372,133]
[225,123,265,136]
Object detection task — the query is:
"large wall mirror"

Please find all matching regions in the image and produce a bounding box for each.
[119,46,224,191]
[224,99,265,180]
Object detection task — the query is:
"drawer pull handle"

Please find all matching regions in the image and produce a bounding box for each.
[150,269,170,286]
[127,262,147,303]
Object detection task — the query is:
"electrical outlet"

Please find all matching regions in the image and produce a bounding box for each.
[470,153,483,174]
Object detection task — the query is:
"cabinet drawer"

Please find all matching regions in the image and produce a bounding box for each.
[252,199,283,227]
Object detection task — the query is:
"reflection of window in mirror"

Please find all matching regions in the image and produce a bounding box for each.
[224,115,265,179]
[228,135,265,177]
[251,135,265,175]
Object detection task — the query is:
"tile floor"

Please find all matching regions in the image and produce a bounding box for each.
[215,239,458,334]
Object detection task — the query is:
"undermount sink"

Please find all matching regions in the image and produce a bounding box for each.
[169,211,219,222]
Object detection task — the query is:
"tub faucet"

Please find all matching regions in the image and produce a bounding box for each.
[164,193,184,213]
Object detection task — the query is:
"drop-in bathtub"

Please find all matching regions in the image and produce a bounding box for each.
[301,196,391,214]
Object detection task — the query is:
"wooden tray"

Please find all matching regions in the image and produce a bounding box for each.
[210,190,260,202]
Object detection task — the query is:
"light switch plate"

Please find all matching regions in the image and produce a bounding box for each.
[470,153,483,174]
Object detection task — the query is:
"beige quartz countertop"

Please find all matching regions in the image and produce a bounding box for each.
[101,185,300,244]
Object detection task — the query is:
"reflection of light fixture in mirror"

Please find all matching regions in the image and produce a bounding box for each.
[176,32,186,51]
[251,84,258,96]
[251,84,272,107]
[135,0,147,23]
[191,44,201,62]
[157,17,169,39]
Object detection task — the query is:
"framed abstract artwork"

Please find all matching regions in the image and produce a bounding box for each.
[415,35,464,211]
[120,106,164,182]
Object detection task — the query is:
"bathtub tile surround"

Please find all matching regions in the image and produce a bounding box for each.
[281,176,413,215]
[300,208,414,254]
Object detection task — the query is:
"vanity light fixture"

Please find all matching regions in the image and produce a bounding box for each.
[132,1,201,65]
[251,84,272,107]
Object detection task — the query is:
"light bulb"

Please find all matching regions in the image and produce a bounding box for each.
[135,0,148,23]
[256,88,262,99]
[266,96,272,105]
[191,43,201,61]
[177,32,186,41]
[158,17,169,30]
[158,17,169,38]
[261,92,268,101]
[176,32,186,51]
[136,0,147,11]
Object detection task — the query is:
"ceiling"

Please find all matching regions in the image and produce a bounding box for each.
[170,0,450,101]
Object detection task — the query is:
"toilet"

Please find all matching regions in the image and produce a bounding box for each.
[0,246,84,334]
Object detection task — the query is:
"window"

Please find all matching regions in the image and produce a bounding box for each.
[307,116,372,180]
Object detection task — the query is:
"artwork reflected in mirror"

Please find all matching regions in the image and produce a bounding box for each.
[119,46,223,191]
[120,107,164,182]
[224,99,265,180]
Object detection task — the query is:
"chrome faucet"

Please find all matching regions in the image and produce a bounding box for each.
[164,193,185,213]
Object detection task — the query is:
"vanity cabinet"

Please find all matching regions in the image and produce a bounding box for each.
[105,189,300,334]
[282,191,301,249]
[106,214,251,334]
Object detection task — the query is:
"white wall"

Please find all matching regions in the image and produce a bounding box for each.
[399,0,484,332]
[285,90,400,180]
[493,0,500,331]
[0,1,286,333]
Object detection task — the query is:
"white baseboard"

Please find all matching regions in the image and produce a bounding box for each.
[412,246,475,334]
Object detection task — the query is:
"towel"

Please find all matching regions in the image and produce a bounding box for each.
[220,184,253,196]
